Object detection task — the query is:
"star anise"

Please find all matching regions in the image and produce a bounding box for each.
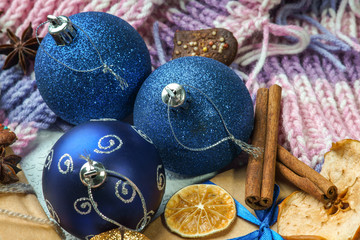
[0,22,43,74]
[0,147,22,184]
[0,124,17,147]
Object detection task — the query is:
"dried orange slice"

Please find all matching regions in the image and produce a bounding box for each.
[164,184,236,238]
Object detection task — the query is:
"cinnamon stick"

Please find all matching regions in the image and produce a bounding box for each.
[277,145,337,203]
[276,162,326,203]
[245,88,268,210]
[260,84,282,208]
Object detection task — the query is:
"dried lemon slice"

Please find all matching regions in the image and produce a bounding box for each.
[165,184,236,238]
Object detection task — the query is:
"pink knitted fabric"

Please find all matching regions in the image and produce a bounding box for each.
[0,0,164,44]
[0,0,360,173]
[249,2,360,169]
[256,50,360,169]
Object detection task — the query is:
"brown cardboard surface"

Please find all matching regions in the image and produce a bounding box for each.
[144,166,297,239]
[0,148,61,240]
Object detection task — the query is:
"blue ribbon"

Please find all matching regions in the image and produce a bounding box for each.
[205,181,283,240]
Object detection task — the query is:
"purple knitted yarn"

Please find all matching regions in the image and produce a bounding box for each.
[0,65,24,93]
[0,62,57,129]
[0,59,57,154]
[8,90,57,129]
[247,49,360,169]
[1,75,36,112]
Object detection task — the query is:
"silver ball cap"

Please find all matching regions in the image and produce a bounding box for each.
[47,15,77,46]
[161,83,187,107]
[79,161,107,188]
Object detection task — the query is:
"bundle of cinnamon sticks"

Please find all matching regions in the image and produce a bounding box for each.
[245,85,338,210]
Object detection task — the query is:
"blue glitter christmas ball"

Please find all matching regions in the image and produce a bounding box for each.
[133,57,254,176]
[42,120,165,239]
[35,12,151,125]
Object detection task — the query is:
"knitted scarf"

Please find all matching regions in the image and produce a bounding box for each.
[1,0,359,171]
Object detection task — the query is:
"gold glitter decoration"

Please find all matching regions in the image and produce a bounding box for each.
[90,229,150,240]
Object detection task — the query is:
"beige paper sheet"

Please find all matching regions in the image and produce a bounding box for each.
[0,148,61,240]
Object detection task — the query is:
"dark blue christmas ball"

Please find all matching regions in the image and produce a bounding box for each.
[133,56,254,176]
[42,120,165,239]
[35,12,151,125]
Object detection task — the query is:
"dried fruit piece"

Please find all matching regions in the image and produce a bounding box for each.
[277,139,360,240]
[0,124,17,147]
[165,184,236,238]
